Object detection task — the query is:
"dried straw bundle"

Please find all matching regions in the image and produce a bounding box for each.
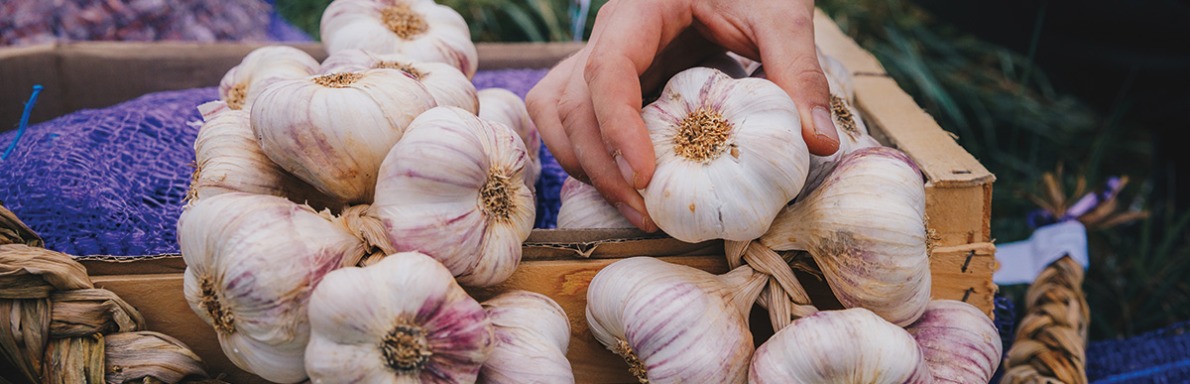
[0,205,224,384]
[1001,255,1090,384]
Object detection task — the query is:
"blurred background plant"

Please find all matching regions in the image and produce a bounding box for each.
[276,0,1189,341]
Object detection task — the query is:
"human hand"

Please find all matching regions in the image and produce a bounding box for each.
[526,0,840,233]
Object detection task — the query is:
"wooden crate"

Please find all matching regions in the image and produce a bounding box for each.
[1,9,996,384]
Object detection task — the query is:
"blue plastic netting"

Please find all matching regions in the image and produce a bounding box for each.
[1086,321,1190,383]
[0,68,556,256]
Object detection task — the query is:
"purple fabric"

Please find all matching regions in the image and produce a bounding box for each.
[0,68,557,256]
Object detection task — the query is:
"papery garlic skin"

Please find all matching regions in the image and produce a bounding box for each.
[218,45,320,110]
[190,100,339,210]
[321,48,479,114]
[906,300,1003,383]
[760,146,931,327]
[320,0,478,79]
[371,106,535,287]
[179,192,364,383]
[479,290,574,384]
[801,91,880,195]
[556,176,632,229]
[750,307,933,384]
[818,49,855,103]
[586,257,766,384]
[477,87,542,192]
[305,251,495,384]
[252,69,436,204]
[641,66,810,243]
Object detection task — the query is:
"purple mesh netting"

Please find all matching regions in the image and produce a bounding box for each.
[0,87,216,256]
[0,68,556,256]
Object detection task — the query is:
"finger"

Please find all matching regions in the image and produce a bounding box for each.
[525,53,584,180]
[583,0,693,190]
[559,57,657,232]
[753,5,840,156]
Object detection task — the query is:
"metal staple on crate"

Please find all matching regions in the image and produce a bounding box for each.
[0,204,227,384]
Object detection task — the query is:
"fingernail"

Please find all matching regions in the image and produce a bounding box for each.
[812,106,840,143]
[615,202,656,233]
[615,154,637,188]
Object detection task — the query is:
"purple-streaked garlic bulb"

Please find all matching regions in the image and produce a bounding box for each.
[178,192,365,383]
[476,87,542,192]
[750,307,933,384]
[370,106,535,287]
[189,100,339,210]
[320,0,478,79]
[556,176,633,229]
[251,68,436,204]
[218,44,319,110]
[320,48,479,113]
[759,146,931,327]
[478,290,574,383]
[906,300,1003,383]
[640,66,810,243]
[305,251,495,383]
[586,257,767,383]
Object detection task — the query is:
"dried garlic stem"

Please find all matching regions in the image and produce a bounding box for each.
[481,167,516,222]
[615,339,649,384]
[382,5,428,39]
[198,277,234,335]
[226,83,248,110]
[313,72,363,88]
[376,61,424,80]
[674,107,734,163]
[382,321,434,372]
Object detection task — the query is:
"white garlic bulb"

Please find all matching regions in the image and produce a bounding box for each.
[759,146,931,327]
[321,48,479,114]
[218,45,320,110]
[178,192,365,383]
[802,91,881,195]
[478,290,574,384]
[750,307,933,383]
[586,257,766,383]
[251,69,436,204]
[906,300,1003,383]
[305,251,495,383]
[370,106,535,287]
[320,0,478,79]
[477,87,542,192]
[556,176,633,229]
[640,66,810,243]
[189,100,339,210]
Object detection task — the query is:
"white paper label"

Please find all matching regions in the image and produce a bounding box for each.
[993,220,1089,285]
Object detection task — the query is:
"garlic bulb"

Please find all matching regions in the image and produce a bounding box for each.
[189,100,339,210]
[305,251,495,383]
[320,0,478,79]
[478,290,574,384]
[370,106,535,287]
[906,300,1003,383]
[750,307,933,383]
[640,66,810,243]
[696,52,749,79]
[252,68,436,204]
[321,48,479,114]
[218,45,320,110]
[802,91,881,194]
[556,176,633,229]
[586,257,766,383]
[178,192,365,383]
[477,87,542,192]
[759,146,931,327]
